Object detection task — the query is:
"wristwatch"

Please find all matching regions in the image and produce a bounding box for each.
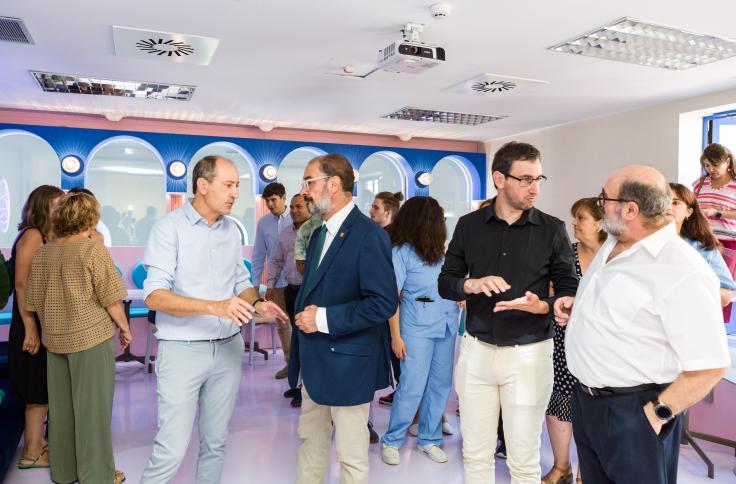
[651,398,675,422]
[252,297,266,308]
[715,210,723,219]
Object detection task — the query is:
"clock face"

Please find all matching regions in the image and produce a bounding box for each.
[0,179,9,233]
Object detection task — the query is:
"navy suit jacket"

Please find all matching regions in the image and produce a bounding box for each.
[294,206,397,406]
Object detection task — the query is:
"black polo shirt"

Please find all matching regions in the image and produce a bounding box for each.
[438,199,578,346]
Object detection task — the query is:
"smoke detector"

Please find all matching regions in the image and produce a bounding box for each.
[430,4,452,19]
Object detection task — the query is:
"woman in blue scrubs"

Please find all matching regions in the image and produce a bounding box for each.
[381,196,459,466]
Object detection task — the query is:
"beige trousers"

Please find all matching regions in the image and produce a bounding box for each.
[455,334,553,484]
[296,386,370,484]
[272,287,291,362]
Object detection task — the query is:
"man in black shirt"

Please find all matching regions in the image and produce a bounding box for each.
[439,141,578,484]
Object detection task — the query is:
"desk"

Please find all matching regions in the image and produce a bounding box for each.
[116,289,154,372]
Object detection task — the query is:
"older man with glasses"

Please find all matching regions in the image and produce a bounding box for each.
[439,141,578,484]
[556,165,730,484]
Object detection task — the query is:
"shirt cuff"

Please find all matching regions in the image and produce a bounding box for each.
[316,307,329,334]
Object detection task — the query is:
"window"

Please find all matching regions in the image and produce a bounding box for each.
[278,147,326,199]
[0,131,62,247]
[86,137,166,246]
[355,152,407,215]
[188,143,256,245]
[430,156,472,240]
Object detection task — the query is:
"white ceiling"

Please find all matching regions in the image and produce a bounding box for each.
[1,0,736,142]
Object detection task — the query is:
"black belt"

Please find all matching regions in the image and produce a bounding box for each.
[579,382,670,397]
[288,284,301,291]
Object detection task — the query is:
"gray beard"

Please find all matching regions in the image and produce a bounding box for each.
[308,189,332,218]
[602,212,625,237]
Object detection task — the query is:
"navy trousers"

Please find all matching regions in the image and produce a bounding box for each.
[572,386,682,484]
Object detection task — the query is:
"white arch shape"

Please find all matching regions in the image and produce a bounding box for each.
[85,135,167,190]
[191,141,259,195]
[432,155,473,202]
[360,150,409,197]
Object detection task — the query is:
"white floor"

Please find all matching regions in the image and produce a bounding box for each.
[5,354,736,483]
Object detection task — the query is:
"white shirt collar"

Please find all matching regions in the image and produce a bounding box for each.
[621,222,677,259]
[323,201,355,236]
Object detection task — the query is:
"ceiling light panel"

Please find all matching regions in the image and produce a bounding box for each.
[549,17,736,70]
[383,107,505,126]
[31,71,196,101]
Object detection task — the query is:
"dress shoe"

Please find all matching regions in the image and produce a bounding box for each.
[368,422,379,444]
[283,387,300,399]
[274,365,289,379]
[290,393,302,407]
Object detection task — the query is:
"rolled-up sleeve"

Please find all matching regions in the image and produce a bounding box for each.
[143,218,178,300]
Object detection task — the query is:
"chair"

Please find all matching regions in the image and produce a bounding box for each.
[242,258,279,364]
[130,262,155,373]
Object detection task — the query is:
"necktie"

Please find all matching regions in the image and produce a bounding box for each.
[303,225,326,289]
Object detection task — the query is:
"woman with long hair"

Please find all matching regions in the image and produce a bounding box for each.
[8,184,64,469]
[543,197,606,484]
[668,183,735,306]
[380,196,459,466]
[26,191,131,483]
[695,143,736,248]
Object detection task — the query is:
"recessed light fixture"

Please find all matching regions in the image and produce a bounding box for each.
[416,171,433,187]
[61,155,83,175]
[549,17,736,70]
[384,107,504,126]
[260,164,278,181]
[31,71,196,101]
[167,160,187,179]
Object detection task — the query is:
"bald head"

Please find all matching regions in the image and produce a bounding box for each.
[604,164,671,226]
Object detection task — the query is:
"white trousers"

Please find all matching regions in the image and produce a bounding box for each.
[455,334,553,484]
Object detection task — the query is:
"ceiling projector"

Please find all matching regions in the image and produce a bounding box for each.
[377,22,445,74]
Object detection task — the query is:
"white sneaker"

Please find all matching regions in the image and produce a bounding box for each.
[382,444,400,465]
[419,444,448,463]
[407,423,418,436]
[442,421,454,435]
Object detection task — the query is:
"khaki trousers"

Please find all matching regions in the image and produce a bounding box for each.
[296,387,370,484]
[455,334,553,484]
[272,287,291,362]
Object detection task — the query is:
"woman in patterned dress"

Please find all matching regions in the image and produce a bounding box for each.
[542,198,606,484]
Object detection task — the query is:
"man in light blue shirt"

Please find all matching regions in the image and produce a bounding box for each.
[140,156,286,484]
[251,182,293,379]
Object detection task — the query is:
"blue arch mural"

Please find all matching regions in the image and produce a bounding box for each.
[0,123,486,199]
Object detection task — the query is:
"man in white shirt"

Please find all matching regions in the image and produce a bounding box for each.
[555,165,730,484]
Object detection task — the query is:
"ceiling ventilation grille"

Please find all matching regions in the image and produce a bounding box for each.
[445,74,548,96]
[383,107,505,126]
[136,38,195,57]
[0,16,33,44]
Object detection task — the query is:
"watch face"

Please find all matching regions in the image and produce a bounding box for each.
[654,403,673,420]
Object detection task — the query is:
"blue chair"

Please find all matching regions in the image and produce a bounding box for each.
[115,265,123,279]
[242,259,277,363]
[128,262,155,373]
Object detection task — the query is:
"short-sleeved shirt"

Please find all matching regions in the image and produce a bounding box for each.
[685,237,736,290]
[26,238,126,354]
[393,244,459,338]
[143,202,253,341]
[566,223,730,388]
[295,215,322,261]
[694,177,736,241]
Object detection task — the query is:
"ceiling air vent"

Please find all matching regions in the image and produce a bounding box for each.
[0,16,33,44]
[383,107,505,126]
[445,74,547,96]
[113,26,219,65]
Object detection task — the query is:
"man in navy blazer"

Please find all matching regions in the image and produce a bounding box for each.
[294,154,397,484]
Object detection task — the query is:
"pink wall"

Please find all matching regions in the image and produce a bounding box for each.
[0,108,484,153]
[688,379,736,442]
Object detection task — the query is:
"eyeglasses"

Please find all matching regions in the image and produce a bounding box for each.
[300,175,332,192]
[504,173,547,187]
[597,189,633,208]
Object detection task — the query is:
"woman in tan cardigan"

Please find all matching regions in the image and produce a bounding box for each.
[26,191,132,484]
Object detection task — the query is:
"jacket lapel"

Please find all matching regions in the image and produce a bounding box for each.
[299,207,360,304]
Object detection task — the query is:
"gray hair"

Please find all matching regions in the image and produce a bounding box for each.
[192,156,227,195]
[619,179,672,222]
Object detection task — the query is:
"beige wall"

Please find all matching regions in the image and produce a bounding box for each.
[488,87,736,225]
